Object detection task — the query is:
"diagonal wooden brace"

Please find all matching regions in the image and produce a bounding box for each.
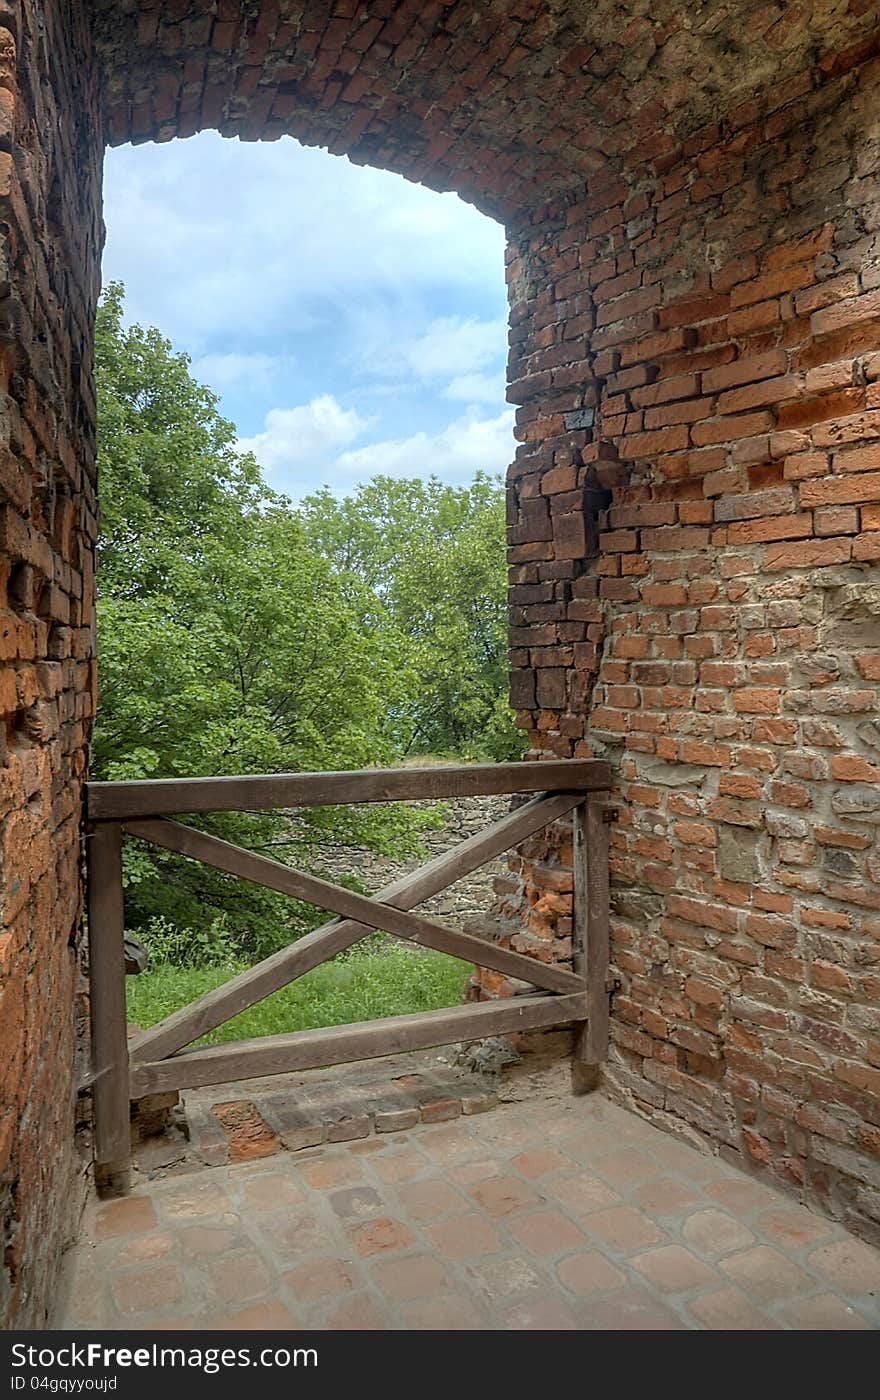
[127,791,584,1063]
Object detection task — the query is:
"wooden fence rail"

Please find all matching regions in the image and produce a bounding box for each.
[85,760,612,1190]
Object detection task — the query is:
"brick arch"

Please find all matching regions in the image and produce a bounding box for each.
[4,0,880,1326]
[93,2,877,220]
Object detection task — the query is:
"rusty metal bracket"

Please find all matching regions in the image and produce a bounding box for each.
[601,807,619,824]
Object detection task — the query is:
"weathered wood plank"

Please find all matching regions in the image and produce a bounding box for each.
[86,759,611,820]
[571,801,590,1077]
[583,799,611,1065]
[124,816,583,996]
[128,791,582,1063]
[129,992,588,1095]
[86,823,131,1190]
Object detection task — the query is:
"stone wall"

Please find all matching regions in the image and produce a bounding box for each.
[496,53,880,1241]
[0,0,103,1327]
[311,795,511,933]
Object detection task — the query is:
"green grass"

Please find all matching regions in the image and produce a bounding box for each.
[126,942,471,1045]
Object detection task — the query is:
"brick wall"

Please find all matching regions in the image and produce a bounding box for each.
[3,0,880,1327]
[0,0,103,1327]
[498,51,880,1242]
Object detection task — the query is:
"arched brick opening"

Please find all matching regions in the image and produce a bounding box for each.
[2,1,880,1324]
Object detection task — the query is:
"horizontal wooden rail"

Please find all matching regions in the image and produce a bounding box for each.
[129,992,588,1095]
[85,759,611,820]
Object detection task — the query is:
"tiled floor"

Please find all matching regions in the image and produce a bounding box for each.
[59,1094,880,1330]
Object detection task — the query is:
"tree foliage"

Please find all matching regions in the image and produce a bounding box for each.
[93,285,518,963]
[299,475,522,762]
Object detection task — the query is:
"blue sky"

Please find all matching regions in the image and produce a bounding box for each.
[102,132,514,499]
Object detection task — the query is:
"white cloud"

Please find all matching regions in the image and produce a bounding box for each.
[336,408,516,486]
[444,370,507,404]
[238,395,368,479]
[405,316,506,382]
[191,351,285,397]
[103,134,507,352]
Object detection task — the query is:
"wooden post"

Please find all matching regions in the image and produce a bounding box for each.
[572,798,611,1092]
[87,822,131,1194]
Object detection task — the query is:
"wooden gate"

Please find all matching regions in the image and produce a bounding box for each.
[84,760,612,1186]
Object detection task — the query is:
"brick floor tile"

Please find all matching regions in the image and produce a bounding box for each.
[546,1172,621,1218]
[59,1266,107,1329]
[449,1157,504,1185]
[595,1102,658,1141]
[511,1148,574,1179]
[508,1208,586,1257]
[94,1196,157,1240]
[111,1262,184,1316]
[469,1175,543,1218]
[370,1146,427,1183]
[687,1286,781,1331]
[204,1250,272,1305]
[255,1211,337,1262]
[370,1253,454,1301]
[328,1185,384,1219]
[579,1286,685,1331]
[238,1172,305,1210]
[585,1205,668,1253]
[467,1255,547,1301]
[318,1295,389,1329]
[721,1246,815,1303]
[556,1126,623,1162]
[777,1293,874,1330]
[301,1156,363,1189]
[631,1177,705,1216]
[349,1136,388,1154]
[418,1126,475,1160]
[116,1233,174,1265]
[807,1237,880,1295]
[681,1207,756,1258]
[425,1214,502,1260]
[591,1147,662,1187]
[705,1178,782,1213]
[478,1118,540,1151]
[648,1139,730,1181]
[755,1205,835,1249]
[350,1216,415,1256]
[283,1259,359,1302]
[178,1223,246,1259]
[631,1244,719,1292]
[396,1178,467,1220]
[400,1296,492,1329]
[556,1250,626,1296]
[155,1179,232,1221]
[210,1302,300,1329]
[502,1296,579,1330]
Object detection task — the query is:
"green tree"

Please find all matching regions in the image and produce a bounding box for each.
[298,475,523,761]
[93,286,429,961]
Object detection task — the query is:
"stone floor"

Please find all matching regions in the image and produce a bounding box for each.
[59,1093,880,1330]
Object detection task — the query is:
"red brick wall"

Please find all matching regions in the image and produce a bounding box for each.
[499,51,880,1242]
[3,0,880,1328]
[0,0,103,1327]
